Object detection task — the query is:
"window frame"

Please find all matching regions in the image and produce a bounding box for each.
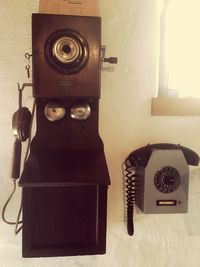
[152,0,200,116]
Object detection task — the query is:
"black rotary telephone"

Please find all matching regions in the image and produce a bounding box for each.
[123,143,199,236]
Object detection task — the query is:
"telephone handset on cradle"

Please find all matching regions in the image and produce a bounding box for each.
[1,83,34,235]
[11,83,33,179]
[124,143,199,236]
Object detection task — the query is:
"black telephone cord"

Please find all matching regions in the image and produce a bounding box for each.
[1,99,36,235]
[123,159,136,236]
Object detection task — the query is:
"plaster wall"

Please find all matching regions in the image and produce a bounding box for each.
[0,1,200,266]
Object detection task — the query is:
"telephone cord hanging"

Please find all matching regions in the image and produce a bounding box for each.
[1,99,36,235]
[123,159,136,236]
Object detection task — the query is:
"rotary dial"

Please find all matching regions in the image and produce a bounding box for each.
[154,166,180,193]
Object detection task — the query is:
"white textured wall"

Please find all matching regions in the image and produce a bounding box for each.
[1,1,200,266]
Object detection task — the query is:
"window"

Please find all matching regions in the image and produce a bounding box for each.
[152,0,200,115]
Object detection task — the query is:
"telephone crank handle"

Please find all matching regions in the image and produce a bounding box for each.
[101,46,118,64]
[11,139,22,179]
[103,57,118,64]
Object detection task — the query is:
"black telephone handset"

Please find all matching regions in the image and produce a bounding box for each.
[124,143,199,236]
[128,143,199,167]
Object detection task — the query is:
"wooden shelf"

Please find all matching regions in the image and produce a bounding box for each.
[151,97,200,116]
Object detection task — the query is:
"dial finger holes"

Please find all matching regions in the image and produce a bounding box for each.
[154,166,180,193]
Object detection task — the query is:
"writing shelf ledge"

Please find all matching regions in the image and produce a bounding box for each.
[151,97,200,116]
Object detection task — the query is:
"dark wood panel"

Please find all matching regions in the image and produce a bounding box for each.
[22,185,108,257]
[32,14,101,98]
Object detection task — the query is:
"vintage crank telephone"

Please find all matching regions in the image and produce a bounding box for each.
[2,13,117,258]
[124,143,199,236]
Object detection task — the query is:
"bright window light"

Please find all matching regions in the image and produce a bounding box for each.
[160,0,200,98]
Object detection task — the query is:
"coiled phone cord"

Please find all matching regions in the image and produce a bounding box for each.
[123,159,136,236]
[1,99,36,235]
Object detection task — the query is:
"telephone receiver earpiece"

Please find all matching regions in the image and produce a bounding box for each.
[11,107,32,179]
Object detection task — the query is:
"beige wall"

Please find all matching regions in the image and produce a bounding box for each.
[1,1,200,266]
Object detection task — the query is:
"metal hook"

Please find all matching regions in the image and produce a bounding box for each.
[25,53,32,60]
[17,83,33,108]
